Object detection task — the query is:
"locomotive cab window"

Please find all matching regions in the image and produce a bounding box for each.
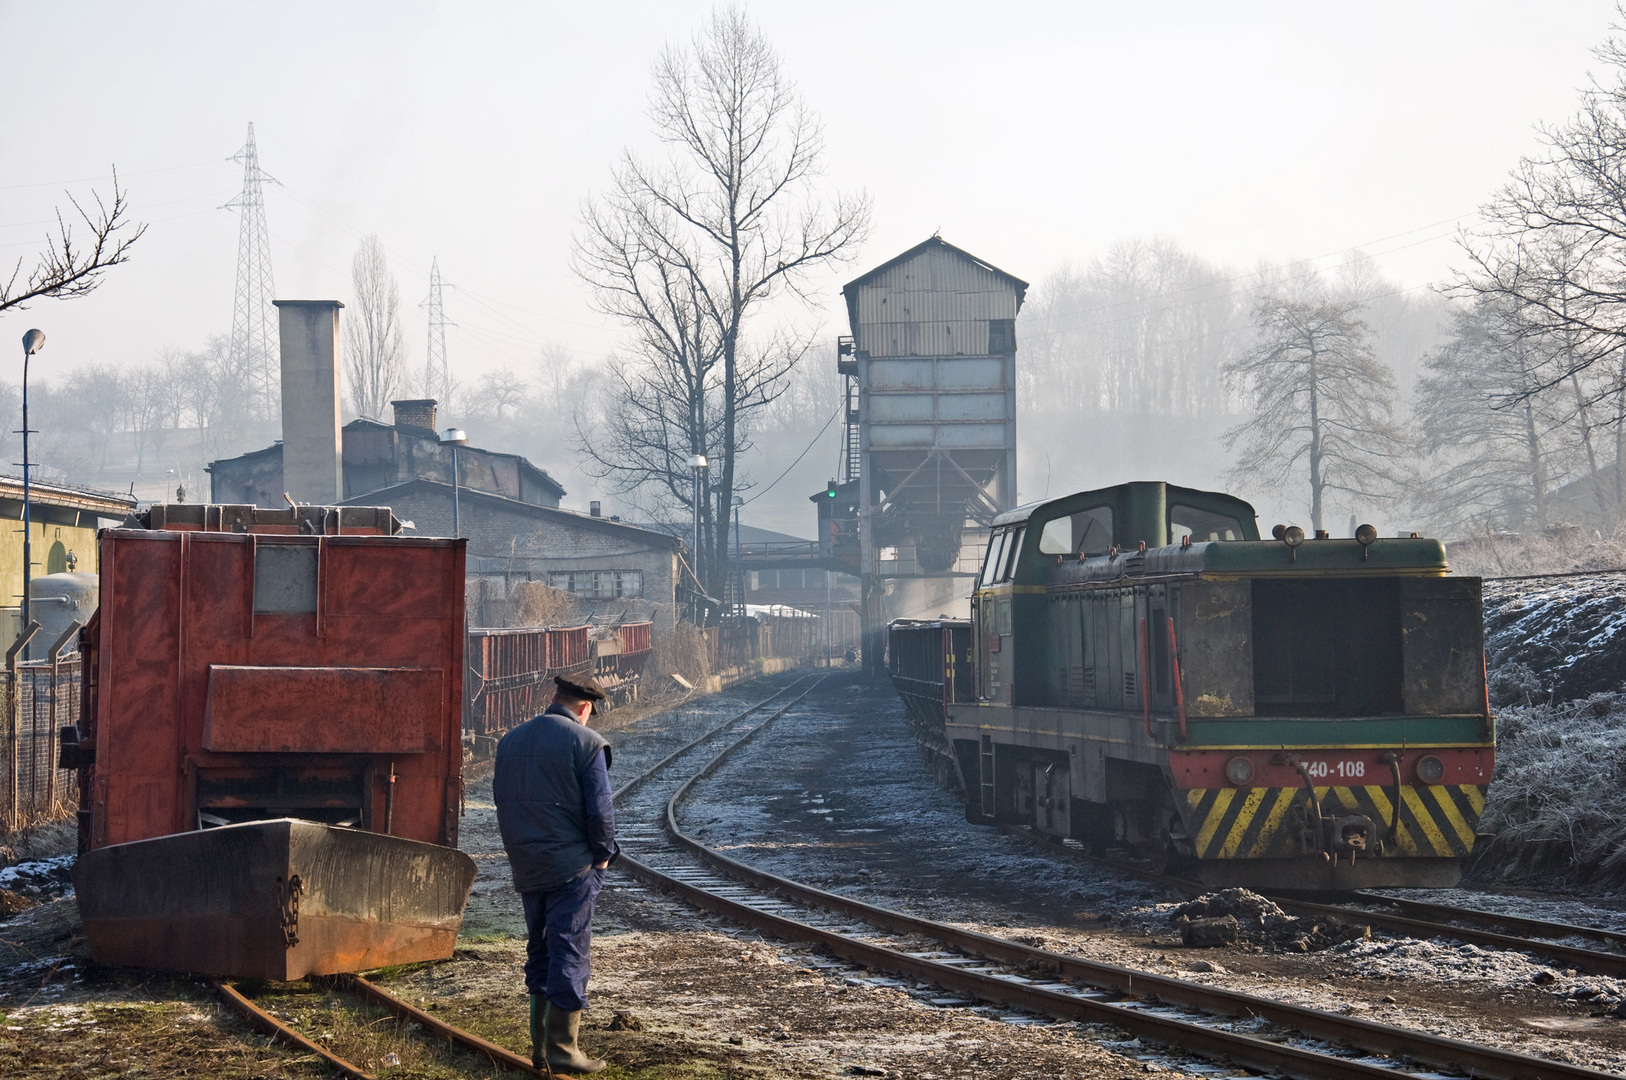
[253,544,318,613]
[980,529,1009,586]
[1002,527,1025,580]
[1170,504,1244,544]
[1038,506,1113,556]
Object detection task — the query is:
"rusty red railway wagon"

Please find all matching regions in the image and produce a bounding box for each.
[464,621,653,753]
[67,503,476,979]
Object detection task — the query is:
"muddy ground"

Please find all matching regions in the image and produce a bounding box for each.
[0,673,1142,1079]
[5,669,1626,1076]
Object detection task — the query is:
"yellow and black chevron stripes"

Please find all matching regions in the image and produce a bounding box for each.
[1181,784,1486,860]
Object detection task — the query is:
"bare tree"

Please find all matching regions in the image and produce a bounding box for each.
[344,235,406,420]
[573,6,869,604]
[1455,20,1626,504]
[0,173,144,314]
[472,367,529,421]
[125,364,171,476]
[1413,298,1579,534]
[1223,290,1413,532]
[67,363,129,475]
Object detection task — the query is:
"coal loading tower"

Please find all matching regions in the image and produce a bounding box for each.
[819,237,1024,673]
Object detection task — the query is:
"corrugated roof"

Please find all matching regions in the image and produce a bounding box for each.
[0,475,136,515]
[344,479,681,550]
[843,236,1028,334]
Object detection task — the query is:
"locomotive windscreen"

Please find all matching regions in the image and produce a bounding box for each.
[1251,578,1403,717]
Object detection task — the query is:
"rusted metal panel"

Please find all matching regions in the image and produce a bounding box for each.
[618,621,652,654]
[88,517,464,849]
[464,624,593,740]
[203,666,444,753]
[1177,582,1253,717]
[73,818,476,979]
[1401,577,1487,715]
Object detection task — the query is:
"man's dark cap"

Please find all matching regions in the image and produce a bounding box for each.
[554,675,607,702]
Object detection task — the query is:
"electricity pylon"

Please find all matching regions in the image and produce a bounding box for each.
[420,257,454,402]
[225,122,278,420]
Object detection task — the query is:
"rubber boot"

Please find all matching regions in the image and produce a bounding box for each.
[544,1004,607,1074]
[530,996,548,1073]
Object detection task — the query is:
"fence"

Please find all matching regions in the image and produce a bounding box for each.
[2,657,82,835]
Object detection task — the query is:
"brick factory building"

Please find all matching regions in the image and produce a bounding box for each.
[208,398,683,624]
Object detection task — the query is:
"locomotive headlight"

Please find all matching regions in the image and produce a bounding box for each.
[1225,756,1255,786]
[1416,755,1445,784]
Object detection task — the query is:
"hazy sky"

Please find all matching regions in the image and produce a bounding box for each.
[2,1,1621,506]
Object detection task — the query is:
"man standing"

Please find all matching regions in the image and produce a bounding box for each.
[494,675,616,1074]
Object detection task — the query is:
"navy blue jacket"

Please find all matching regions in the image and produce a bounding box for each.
[493,704,617,894]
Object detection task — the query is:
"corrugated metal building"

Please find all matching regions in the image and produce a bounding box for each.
[834,236,1026,669]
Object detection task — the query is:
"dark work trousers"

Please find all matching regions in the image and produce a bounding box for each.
[521,867,605,1011]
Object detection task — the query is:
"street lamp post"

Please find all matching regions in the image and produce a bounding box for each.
[440,428,468,537]
[731,494,744,616]
[19,331,44,652]
[689,454,706,608]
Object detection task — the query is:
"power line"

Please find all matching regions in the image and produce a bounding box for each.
[0,188,234,231]
[743,406,839,505]
[0,158,221,191]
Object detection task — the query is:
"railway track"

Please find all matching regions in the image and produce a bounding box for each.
[1280,892,1626,978]
[201,675,830,1080]
[204,675,830,1080]
[614,675,1619,1080]
[1005,826,1626,979]
[214,974,540,1079]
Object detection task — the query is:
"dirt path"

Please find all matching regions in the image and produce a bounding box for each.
[0,673,1137,1078]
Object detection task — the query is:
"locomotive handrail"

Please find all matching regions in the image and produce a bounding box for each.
[1137,616,1151,738]
[1167,615,1187,743]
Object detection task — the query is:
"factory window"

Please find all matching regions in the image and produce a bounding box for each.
[1038,507,1113,557]
[1170,505,1244,544]
[548,570,643,600]
[988,319,1016,355]
[254,545,318,613]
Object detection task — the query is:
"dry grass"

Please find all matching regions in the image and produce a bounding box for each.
[0,818,75,863]
[509,582,581,628]
[1471,692,1626,890]
[1448,521,1626,578]
[652,618,711,687]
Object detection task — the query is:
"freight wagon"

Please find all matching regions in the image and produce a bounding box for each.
[64,503,476,978]
[464,620,654,754]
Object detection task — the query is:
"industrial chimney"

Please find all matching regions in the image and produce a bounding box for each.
[274,300,344,504]
[391,399,438,432]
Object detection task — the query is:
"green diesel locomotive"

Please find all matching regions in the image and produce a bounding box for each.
[889,481,1493,891]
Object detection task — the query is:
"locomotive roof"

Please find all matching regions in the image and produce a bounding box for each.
[992,481,1258,531]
